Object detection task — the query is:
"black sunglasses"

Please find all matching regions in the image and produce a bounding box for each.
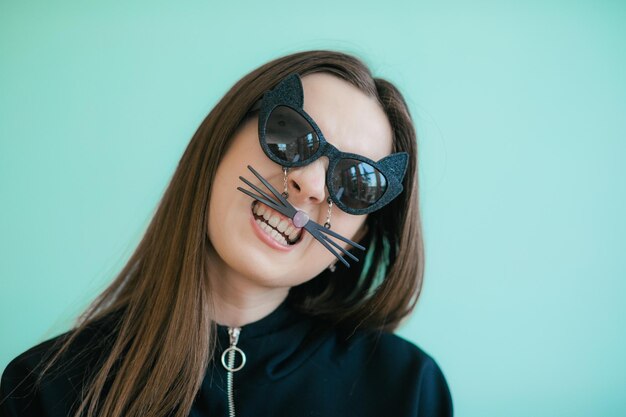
[252,73,409,215]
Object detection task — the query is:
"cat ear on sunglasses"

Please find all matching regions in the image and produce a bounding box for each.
[248,73,304,114]
[377,152,409,186]
[362,152,409,212]
[266,73,304,107]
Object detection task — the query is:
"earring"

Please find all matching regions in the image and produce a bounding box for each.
[323,196,333,229]
[325,196,335,271]
[282,167,289,198]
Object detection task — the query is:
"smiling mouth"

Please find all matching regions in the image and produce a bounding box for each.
[251,201,303,246]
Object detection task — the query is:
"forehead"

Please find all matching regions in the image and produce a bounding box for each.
[300,73,393,162]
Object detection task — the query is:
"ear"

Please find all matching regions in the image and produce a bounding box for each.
[377,152,409,181]
[268,73,304,108]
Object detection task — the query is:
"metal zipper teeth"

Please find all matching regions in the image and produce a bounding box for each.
[227,350,235,417]
[221,327,246,417]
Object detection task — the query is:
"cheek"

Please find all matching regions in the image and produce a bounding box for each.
[312,212,367,260]
[333,212,367,239]
[206,190,228,252]
[206,160,247,247]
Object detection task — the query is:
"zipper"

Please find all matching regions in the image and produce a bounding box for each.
[220,327,246,417]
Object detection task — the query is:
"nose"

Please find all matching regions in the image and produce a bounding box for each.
[286,157,328,208]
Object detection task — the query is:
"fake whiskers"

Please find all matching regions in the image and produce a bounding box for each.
[237,165,365,268]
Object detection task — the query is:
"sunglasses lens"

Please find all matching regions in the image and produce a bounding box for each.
[265,106,319,163]
[332,159,388,210]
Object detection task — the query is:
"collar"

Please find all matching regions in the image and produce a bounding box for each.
[209,298,332,383]
[215,298,296,340]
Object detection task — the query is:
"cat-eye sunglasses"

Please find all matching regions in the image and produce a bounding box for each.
[250,73,409,215]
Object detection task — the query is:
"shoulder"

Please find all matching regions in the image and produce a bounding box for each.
[337,329,454,416]
[368,331,444,374]
[1,311,122,417]
[2,310,122,379]
[341,328,444,370]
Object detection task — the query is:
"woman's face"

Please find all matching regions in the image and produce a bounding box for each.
[207,72,393,290]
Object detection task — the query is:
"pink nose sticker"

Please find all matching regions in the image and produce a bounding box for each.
[293,211,310,228]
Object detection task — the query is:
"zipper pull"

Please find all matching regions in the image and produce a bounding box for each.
[229,327,241,348]
[221,327,246,372]
[221,327,246,417]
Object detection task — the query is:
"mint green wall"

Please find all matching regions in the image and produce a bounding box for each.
[1,1,624,416]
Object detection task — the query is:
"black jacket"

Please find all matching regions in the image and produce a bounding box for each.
[1,300,452,416]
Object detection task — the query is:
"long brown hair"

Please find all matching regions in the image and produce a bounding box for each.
[33,50,424,417]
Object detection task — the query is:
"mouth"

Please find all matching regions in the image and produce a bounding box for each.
[251,201,303,246]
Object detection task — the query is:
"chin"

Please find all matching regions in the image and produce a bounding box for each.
[243,265,317,289]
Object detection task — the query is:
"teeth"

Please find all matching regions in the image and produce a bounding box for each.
[268,215,280,227]
[277,219,288,233]
[270,228,288,245]
[252,202,302,246]
[288,229,300,242]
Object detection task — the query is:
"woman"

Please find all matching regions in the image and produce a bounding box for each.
[0,50,452,417]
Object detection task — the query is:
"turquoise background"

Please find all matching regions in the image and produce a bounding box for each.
[1,1,625,416]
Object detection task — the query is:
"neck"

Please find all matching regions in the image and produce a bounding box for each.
[205,249,289,328]
[211,285,288,328]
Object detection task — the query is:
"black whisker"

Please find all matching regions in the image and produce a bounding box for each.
[236,187,284,213]
[246,165,290,207]
[238,176,287,210]
[319,233,359,262]
[305,226,350,268]
[310,223,366,251]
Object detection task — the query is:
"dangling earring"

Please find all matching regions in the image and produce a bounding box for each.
[323,196,333,229]
[282,167,289,198]
[328,259,337,273]
[325,196,336,272]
